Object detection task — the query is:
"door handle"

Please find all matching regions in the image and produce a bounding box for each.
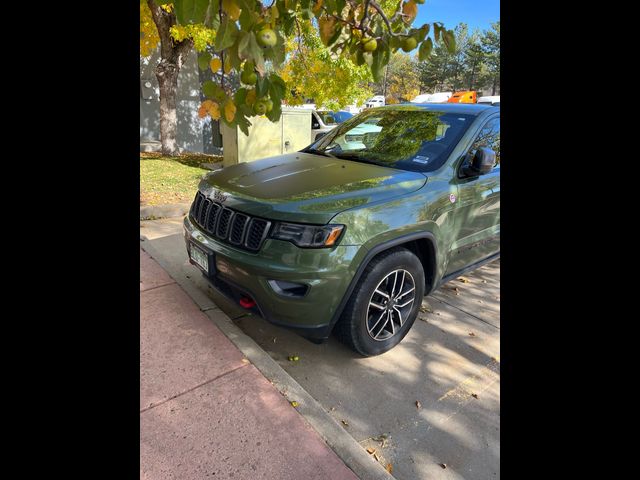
[284,140,291,150]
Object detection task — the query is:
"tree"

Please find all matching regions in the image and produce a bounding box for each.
[416,24,471,93]
[416,22,499,95]
[278,18,373,110]
[480,21,500,95]
[140,0,455,153]
[142,1,197,155]
[462,30,484,91]
[372,52,419,103]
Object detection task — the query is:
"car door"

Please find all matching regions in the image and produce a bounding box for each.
[445,115,500,275]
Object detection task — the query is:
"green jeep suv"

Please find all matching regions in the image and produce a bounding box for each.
[184,104,500,356]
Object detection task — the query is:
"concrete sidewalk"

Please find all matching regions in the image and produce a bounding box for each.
[140,248,359,480]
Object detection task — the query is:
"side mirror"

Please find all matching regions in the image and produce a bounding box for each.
[315,131,328,141]
[461,147,496,177]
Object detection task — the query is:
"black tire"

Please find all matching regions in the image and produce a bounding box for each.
[334,248,425,356]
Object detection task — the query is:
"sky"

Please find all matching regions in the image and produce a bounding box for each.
[415,0,500,33]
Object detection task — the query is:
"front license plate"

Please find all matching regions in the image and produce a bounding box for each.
[190,244,209,273]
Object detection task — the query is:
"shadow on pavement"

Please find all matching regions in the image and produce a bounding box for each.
[141,219,500,480]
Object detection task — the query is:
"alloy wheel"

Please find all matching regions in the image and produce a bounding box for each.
[366,269,416,341]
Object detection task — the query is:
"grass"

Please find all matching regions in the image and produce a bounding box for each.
[140,152,222,206]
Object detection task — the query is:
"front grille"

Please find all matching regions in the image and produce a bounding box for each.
[190,192,271,252]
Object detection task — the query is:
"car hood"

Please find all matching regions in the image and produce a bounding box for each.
[198,152,426,224]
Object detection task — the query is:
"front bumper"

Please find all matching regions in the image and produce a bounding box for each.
[184,215,363,340]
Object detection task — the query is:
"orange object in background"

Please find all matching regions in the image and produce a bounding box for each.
[447,91,477,103]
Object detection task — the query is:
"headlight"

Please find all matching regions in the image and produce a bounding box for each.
[270,222,345,248]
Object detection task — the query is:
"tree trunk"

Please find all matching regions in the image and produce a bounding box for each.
[156,61,180,156]
[148,0,193,156]
[492,76,497,95]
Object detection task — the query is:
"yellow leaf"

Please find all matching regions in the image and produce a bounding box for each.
[210,58,222,73]
[202,100,221,120]
[198,104,208,119]
[224,100,236,122]
[386,463,393,474]
[402,1,418,24]
[224,56,232,74]
[318,16,337,46]
[222,0,241,21]
[290,401,299,407]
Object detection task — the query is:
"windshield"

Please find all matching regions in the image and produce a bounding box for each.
[306,106,474,172]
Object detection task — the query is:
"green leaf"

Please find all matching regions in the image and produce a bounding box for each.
[416,24,430,43]
[214,17,239,52]
[265,97,282,122]
[255,76,270,98]
[198,52,212,70]
[175,0,210,25]
[247,32,265,72]
[237,115,252,136]
[370,39,390,83]
[268,73,286,101]
[234,88,248,106]
[443,30,456,53]
[205,0,220,28]
[237,31,251,59]
[418,37,433,61]
[202,80,225,101]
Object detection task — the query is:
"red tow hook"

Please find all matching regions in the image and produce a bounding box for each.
[239,296,256,309]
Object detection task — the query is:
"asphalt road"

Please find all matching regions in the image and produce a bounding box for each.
[141,216,500,480]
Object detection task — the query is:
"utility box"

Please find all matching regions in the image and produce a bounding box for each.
[221,108,312,167]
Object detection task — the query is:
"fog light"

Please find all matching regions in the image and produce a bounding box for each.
[268,280,309,298]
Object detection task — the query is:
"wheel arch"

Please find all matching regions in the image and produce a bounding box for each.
[329,232,438,332]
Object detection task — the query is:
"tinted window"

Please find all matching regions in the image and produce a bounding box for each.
[307,106,475,172]
[471,117,500,167]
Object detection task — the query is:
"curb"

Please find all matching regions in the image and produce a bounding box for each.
[140,202,191,220]
[140,239,395,480]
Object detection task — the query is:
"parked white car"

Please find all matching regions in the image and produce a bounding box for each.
[364,95,385,108]
[477,95,500,106]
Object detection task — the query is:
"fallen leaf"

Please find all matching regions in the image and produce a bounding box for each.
[420,302,433,313]
[386,463,393,473]
[329,406,336,412]
[468,332,476,337]
[415,400,422,409]
[290,401,299,407]
[341,420,349,426]
[241,358,249,364]
[471,393,478,399]
[440,463,447,469]
[373,453,380,462]
[366,447,376,454]
[457,276,470,283]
